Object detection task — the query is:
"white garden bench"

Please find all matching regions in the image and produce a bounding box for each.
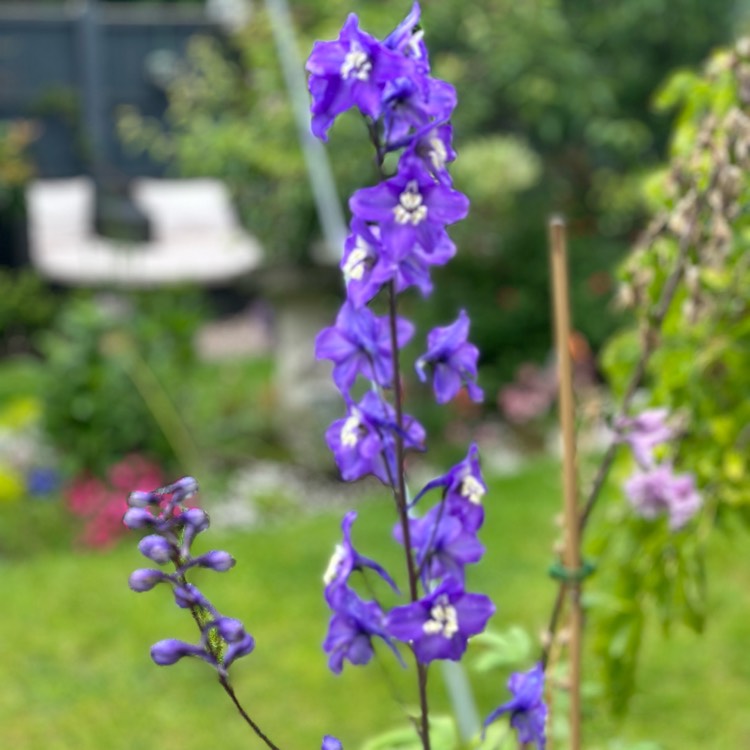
[27,177,263,287]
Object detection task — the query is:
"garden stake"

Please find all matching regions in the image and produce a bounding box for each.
[548,216,582,750]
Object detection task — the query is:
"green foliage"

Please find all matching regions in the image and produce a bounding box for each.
[0,119,36,213]
[594,37,750,714]
[0,270,58,354]
[39,290,205,477]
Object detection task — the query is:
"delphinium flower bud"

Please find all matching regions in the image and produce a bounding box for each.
[322,735,344,750]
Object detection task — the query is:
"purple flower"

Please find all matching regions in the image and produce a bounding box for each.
[325,391,425,484]
[615,408,673,468]
[395,504,485,585]
[350,159,469,261]
[324,510,398,606]
[306,15,415,141]
[383,2,430,74]
[413,444,486,531]
[340,219,391,307]
[401,122,456,185]
[416,310,483,404]
[624,464,701,530]
[315,301,414,393]
[484,663,547,750]
[386,579,494,663]
[382,76,456,147]
[324,587,402,674]
[322,736,343,750]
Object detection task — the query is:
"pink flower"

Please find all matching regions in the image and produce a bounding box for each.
[624,464,701,530]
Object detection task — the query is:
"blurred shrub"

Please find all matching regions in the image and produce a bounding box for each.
[118,0,737,393]
[37,289,280,480]
[0,269,58,355]
[39,290,205,477]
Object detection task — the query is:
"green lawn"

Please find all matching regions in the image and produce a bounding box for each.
[1,457,749,749]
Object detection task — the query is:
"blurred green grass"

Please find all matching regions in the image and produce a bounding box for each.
[1,457,749,749]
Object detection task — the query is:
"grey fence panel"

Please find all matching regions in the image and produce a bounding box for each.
[0,2,219,177]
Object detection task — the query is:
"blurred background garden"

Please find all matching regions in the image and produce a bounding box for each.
[0,0,749,748]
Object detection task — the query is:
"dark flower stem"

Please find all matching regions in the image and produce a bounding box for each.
[219,674,283,750]
[388,280,433,750]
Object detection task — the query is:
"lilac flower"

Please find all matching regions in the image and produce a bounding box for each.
[624,464,701,530]
[324,587,403,674]
[416,310,483,404]
[615,408,673,468]
[306,14,415,141]
[325,391,425,484]
[386,579,494,663]
[395,504,485,585]
[315,301,414,393]
[324,510,399,606]
[350,159,469,261]
[484,662,547,750]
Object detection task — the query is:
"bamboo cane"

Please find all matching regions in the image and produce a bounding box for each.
[548,216,582,750]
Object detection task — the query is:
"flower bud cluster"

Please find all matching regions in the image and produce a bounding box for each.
[124,477,254,678]
[616,409,701,530]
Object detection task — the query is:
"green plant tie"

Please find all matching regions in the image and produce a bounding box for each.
[548,559,596,583]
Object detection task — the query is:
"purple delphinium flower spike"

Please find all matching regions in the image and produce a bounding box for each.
[624,464,701,530]
[324,587,404,674]
[416,310,483,404]
[484,662,547,750]
[306,14,416,141]
[386,578,494,663]
[324,510,399,606]
[315,301,414,394]
[615,408,673,469]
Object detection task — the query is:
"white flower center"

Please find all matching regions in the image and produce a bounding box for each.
[428,137,447,172]
[341,46,372,81]
[343,238,369,282]
[341,413,362,447]
[461,476,485,505]
[422,597,459,638]
[323,544,346,585]
[393,181,428,226]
